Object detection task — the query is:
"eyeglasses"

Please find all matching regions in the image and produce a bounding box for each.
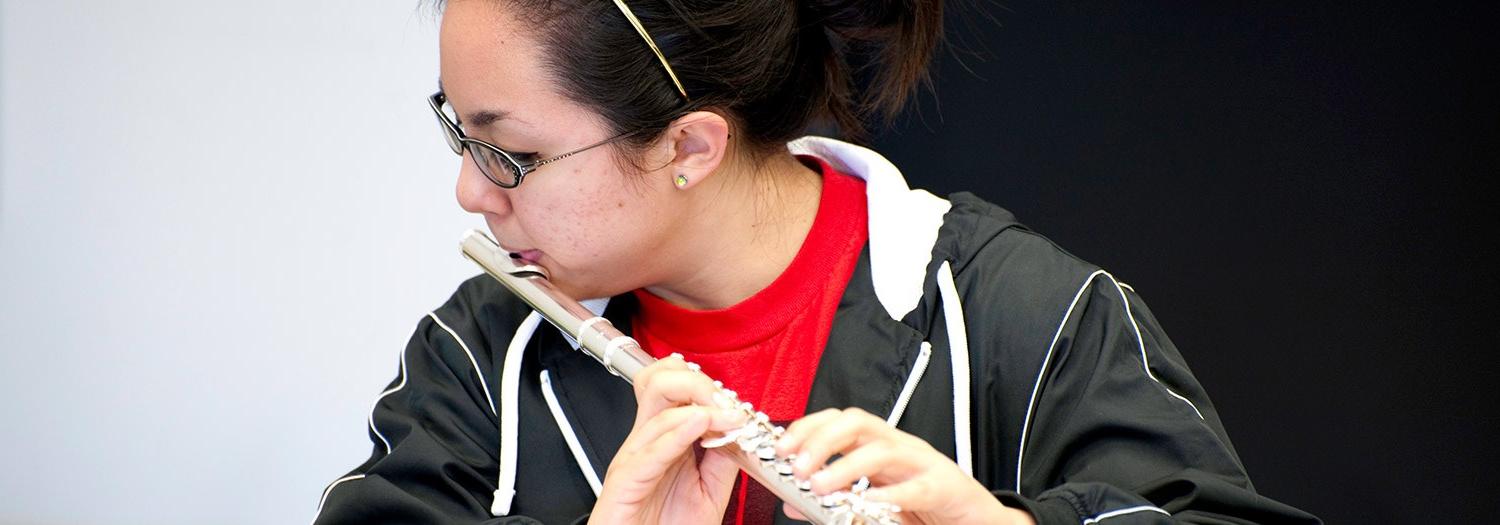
[428,1,683,188]
[428,91,638,188]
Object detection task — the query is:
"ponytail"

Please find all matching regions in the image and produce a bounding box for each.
[802,0,944,141]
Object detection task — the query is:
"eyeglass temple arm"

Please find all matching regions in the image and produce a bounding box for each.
[525,129,645,170]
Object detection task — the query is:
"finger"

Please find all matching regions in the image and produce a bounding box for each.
[630,354,689,403]
[633,367,723,428]
[788,408,887,478]
[774,408,843,456]
[863,476,946,514]
[615,406,712,484]
[624,404,743,454]
[636,408,720,473]
[619,404,710,455]
[808,439,925,495]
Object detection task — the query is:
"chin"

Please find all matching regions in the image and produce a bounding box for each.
[552,278,620,302]
[545,261,642,301]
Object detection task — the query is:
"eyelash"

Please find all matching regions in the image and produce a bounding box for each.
[455,121,537,160]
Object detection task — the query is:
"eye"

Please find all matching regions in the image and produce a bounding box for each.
[509,151,540,163]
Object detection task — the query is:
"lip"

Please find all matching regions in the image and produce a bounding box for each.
[496,241,531,255]
[508,249,543,264]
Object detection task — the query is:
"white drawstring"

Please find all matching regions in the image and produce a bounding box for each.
[495,298,609,515]
[936,261,973,477]
[540,370,604,495]
[492,312,543,516]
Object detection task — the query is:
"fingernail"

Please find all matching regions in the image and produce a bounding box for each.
[795,454,811,473]
[810,470,829,492]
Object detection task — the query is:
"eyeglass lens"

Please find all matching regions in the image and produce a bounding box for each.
[434,99,522,187]
[472,145,522,187]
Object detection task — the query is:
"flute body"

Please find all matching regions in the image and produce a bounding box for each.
[459,229,899,525]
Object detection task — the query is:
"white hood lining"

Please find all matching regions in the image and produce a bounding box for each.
[789,137,952,321]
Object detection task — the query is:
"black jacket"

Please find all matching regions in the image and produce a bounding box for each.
[314,137,1318,525]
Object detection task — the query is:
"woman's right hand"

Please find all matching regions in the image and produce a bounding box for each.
[587,355,746,525]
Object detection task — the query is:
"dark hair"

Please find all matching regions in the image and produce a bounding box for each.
[437,0,943,159]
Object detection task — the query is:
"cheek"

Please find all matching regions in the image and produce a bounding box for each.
[520,165,655,264]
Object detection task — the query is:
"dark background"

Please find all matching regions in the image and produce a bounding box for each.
[869,1,1497,523]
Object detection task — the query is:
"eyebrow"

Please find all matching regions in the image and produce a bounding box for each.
[436,78,520,128]
[462,109,512,128]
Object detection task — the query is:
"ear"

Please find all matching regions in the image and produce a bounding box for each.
[661,110,731,190]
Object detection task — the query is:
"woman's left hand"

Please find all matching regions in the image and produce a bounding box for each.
[775,407,1035,525]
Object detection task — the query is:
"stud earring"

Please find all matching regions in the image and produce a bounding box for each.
[674,174,689,188]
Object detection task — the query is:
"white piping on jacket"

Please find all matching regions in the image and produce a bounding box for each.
[541,370,604,495]
[887,342,933,427]
[1081,505,1171,524]
[429,312,499,417]
[367,338,409,455]
[310,474,365,525]
[1107,277,1204,420]
[492,312,543,516]
[936,261,974,477]
[1014,270,1204,493]
[326,312,492,522]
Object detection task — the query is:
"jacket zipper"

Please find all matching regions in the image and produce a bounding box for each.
[886,341,933,427]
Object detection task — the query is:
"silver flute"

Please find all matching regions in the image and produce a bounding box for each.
[459,229,900,525]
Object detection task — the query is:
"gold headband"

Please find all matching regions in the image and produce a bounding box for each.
[609,0,689,101]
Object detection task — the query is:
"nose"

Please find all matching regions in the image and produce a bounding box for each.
[455,151,513,216]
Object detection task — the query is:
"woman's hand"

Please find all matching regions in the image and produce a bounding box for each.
[588,355,745,525]
[775,407,1036,525]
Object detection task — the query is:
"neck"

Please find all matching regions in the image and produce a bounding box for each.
[644,152,824,310]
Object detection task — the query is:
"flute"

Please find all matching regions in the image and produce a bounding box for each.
[459,229,900,525]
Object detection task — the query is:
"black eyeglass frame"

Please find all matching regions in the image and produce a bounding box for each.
[428,91,641,188]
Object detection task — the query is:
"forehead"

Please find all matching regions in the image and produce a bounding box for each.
[437,1,567,129]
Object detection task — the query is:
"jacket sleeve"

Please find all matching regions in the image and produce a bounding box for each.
[990,275,1319,524]
[312,313,541,525]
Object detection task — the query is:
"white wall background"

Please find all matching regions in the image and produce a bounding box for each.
[0,2,485,523]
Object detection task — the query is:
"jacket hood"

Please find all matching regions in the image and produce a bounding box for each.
[789,136,951,321]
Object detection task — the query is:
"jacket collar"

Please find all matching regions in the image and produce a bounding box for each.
[788,136,951,322]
